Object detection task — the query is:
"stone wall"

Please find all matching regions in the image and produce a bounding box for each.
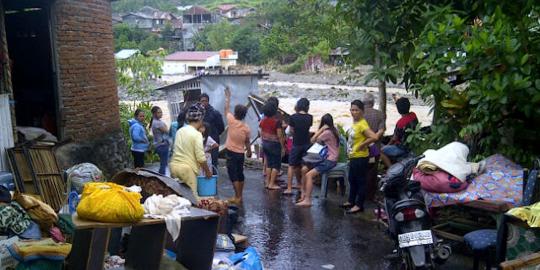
[55,131,130,178]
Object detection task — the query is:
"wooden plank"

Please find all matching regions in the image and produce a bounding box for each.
[72,208,218,230]
[175,214,219,270]
[69,228,110,270]
[126,223,167,270]
[72,214,165,230]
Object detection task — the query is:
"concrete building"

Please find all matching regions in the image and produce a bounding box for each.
[0,0,128,174]
[163,50,238,75]
[121,6,182,35]
[163,51,221,74]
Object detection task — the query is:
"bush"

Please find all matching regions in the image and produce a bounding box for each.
[281,55,306,74]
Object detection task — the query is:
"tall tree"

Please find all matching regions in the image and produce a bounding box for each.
[336,0,427,118]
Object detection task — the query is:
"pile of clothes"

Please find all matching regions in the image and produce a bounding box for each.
[0,186,72,270]
[413,142,485,193]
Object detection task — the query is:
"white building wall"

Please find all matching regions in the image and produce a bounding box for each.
[206,55,221,67]
[163,60,188,74]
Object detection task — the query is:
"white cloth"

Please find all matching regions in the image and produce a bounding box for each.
[418,142,478,182]
[143,194,191,241]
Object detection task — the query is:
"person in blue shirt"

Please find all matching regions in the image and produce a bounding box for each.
[169,109,187,155]
[128,109,149,168]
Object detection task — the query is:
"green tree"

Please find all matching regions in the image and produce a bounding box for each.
[114,23,164,53]
[116,50,164,101]
[337,0,428,118]
[193,21,236,51]
[231,24,262,64]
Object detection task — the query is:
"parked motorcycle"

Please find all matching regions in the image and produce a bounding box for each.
[380,155,451,269]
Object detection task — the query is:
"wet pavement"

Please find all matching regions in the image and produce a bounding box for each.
[212,165,472,270]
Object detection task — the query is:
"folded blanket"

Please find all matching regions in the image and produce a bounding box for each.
[413,168,468,193]
[8,238,71,262]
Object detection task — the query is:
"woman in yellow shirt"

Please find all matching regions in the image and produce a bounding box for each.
[342,100,381,214]
[169,104,212,200]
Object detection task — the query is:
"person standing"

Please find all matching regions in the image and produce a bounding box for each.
[260,101,285,190]
[361,93,385,200]
[296,114,339,207]
[342,100,380,214]
[284,98,313,196]
[223,87,252,204]
[200,93,225,173]
[128,109,149,168]
[150,106,170,175]
[169,104,212,200]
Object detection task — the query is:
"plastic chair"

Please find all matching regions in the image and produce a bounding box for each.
[320,162,349,198]
[464,160,539,270]
[320,136,349,198]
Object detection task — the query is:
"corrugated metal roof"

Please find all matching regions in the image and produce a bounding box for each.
[165,51,219,61]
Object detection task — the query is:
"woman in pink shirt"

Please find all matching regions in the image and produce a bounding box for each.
[224,87,252,204]
[296,114,339,207]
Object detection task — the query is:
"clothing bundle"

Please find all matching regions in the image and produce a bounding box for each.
[143,194,191,241]
[7,238,71,262]
[413,142,485,193]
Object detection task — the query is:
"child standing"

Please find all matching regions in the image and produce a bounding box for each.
[199,122,219,175]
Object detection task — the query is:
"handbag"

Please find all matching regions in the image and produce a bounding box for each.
[302,143,328,165]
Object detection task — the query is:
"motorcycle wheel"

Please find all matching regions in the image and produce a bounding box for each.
[401,250,436,270]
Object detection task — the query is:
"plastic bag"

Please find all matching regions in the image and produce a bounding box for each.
[76,182,144,223]
[229,247,263,270]
[66,163,103,193]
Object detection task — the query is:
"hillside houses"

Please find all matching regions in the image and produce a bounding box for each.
[115,5,256,51]
[217,4,255,20]
[120,6,182,35]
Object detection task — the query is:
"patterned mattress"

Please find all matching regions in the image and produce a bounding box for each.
[424,154,523,208]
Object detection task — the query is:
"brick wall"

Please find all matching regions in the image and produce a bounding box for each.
[54,0,120,140]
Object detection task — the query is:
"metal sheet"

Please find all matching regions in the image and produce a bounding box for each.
[201,76,260,143]
[0,94,14,171]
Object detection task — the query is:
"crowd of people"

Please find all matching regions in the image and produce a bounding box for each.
[127,88,418,211]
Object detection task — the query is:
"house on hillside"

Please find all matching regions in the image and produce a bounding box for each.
[0,0,129,174]
[217,4,255,20]
[182,6,215,24]
[163,51,221,74]
[122,6,182,35]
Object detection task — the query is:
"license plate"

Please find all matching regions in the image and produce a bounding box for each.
[398,230,433,248]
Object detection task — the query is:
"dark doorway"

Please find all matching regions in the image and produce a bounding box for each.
[3,0,58,135]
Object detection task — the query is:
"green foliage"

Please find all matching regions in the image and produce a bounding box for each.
[114,23,165,53]
[193,21,236,51]
[258,0,341,64]
[406,2,540,165]
[116,50,164,101]
[112,0,178,13]
[119,102,159,163]
[281,55,307,74]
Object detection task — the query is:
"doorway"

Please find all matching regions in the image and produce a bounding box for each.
[3,0,58,136]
